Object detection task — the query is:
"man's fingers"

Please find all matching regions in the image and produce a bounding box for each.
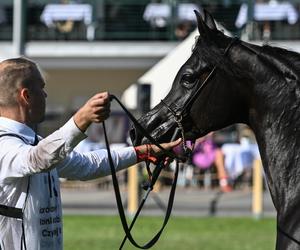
[73,92,112,131]
[161,138,182,150]
[92,110,111,123]
[91,92,111,104]
[170,138,182,147]
[90,104,110,113]
[90,97,111,107]
[88,93,111,118]
[91,92,109,100]
[151,138,182,154]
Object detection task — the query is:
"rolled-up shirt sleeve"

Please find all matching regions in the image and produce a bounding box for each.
[0,118,86,180]
[57,147,137,180]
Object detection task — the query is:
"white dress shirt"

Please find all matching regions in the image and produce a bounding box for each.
[0,117,137,250]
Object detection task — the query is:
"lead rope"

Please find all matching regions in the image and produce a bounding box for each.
[103,121,180,249]
[103,96,183,249]
[119,128,181,249]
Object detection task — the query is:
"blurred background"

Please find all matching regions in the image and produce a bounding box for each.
[2,0,297,247]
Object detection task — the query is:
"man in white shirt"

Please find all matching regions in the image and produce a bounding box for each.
[0,57,180,250]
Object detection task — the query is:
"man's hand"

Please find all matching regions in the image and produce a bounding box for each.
[134,138,182,164]
[74,92,111,132]
[150,138,182,155]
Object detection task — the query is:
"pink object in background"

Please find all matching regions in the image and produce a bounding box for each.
[192,139,216,169]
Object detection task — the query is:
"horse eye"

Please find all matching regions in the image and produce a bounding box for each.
[181,74,198,89]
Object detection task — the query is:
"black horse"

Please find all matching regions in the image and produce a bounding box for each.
[131,10,300,250]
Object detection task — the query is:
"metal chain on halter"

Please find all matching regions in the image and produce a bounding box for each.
[176,116,188,153]
[160,99,191,156]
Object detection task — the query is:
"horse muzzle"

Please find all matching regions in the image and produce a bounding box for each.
[130,116,178,146]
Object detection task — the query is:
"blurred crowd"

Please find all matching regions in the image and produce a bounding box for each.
[1,0,300,41]
[162,126,260,193]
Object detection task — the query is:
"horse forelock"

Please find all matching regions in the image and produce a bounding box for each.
[192,38,250,81]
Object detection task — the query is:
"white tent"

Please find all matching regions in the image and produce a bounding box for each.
[121,25,231,109]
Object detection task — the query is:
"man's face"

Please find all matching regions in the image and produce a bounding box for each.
[27,69,47,124]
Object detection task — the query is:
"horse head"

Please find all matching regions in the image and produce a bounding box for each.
[131,10,250,146]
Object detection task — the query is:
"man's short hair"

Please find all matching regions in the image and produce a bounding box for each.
[0,57,42,107]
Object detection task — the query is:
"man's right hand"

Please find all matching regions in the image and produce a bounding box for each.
[134,138,182,164]
[73,92,111,132]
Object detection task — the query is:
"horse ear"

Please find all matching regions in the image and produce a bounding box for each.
[194,10,209,36]
[204,9,217,30]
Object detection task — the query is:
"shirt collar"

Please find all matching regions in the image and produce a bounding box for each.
[0,117,36,145]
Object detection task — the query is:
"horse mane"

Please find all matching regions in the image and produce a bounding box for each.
[259,45,300,83]
[193,34,300,89]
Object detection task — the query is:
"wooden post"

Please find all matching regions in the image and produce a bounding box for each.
[252,159,263,219]
[127,165,139,217]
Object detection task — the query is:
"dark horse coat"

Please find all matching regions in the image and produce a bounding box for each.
[131,10,300,250]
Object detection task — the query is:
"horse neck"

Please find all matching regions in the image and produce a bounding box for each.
[231,42,300,208]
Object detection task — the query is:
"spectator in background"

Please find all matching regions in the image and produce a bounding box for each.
[192,133,232,193]
[51,0,83,35]
[221,126,260,189]
[175,20,195,40]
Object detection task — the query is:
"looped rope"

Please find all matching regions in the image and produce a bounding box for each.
[104,95,182,249]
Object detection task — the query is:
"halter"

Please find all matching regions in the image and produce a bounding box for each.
[160,37,239,152]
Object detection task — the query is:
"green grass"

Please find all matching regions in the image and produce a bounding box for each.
[63,215,276,250]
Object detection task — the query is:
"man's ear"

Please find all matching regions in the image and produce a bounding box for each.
[19,88,30,105]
